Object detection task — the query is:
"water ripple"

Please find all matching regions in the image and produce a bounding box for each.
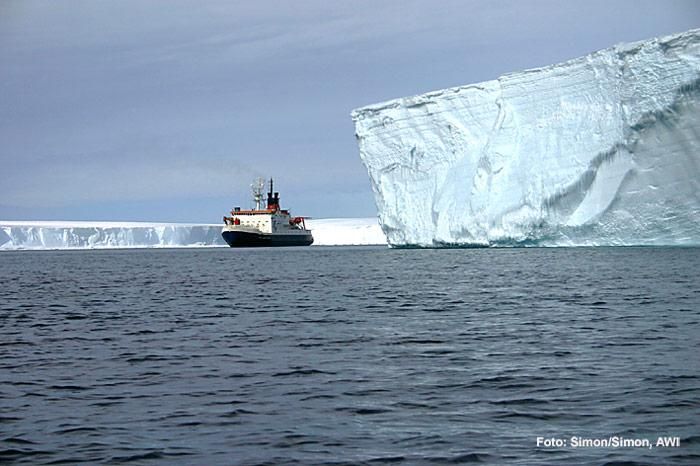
[1,246,699,464]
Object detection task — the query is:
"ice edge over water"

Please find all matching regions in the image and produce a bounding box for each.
[0,218,386,250]
[352,29,700,247]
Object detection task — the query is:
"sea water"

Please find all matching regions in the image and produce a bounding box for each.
[1,247,699,465]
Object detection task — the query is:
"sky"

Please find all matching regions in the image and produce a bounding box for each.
[1,0,698,222]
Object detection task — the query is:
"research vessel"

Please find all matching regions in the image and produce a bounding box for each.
[222,178,313,247]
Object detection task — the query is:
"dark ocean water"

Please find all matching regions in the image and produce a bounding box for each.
[1,246,699,465]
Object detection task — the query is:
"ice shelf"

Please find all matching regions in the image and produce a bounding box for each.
[0,218,386,250]
[352,28,700,247]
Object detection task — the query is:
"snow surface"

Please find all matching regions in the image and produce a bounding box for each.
[0,218,386,250]
[352,29,700,247]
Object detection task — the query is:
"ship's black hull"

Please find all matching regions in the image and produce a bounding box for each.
[222,230,313,247]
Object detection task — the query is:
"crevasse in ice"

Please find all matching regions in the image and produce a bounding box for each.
[352,29,700,247]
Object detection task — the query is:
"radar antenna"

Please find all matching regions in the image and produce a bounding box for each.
[251,177,265,210]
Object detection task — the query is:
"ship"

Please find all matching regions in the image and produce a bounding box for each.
[222,178,314,247]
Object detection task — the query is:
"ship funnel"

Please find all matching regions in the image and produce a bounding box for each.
[266,178,280,210]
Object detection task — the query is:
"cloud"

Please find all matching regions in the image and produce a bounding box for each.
[1,154,260,207]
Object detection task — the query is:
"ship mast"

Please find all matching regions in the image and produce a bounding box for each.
[251,177,265,210]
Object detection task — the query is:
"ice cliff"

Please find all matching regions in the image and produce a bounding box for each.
[0,219,385,250]
[0,222,225,250]
[352,29,700,247]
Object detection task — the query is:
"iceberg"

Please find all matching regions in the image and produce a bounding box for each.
[352,29,700,247]
[0,219,386,250]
